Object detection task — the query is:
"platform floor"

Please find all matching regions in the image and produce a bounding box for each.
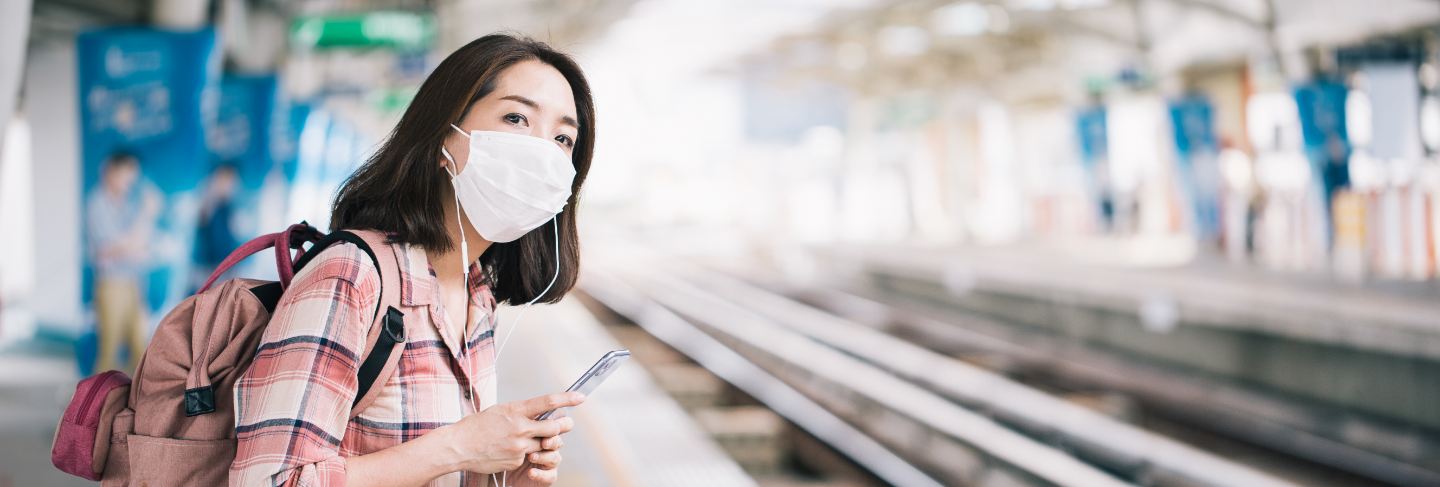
[0,298,749,487]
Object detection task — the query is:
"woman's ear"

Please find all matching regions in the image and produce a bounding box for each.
[440,146,458,175]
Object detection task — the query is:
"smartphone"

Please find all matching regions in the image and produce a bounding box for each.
[535,349,631,420]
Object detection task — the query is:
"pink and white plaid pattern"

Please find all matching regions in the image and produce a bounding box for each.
[230,240,504,486]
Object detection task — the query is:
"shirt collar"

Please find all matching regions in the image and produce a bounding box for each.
[394,242,491,308]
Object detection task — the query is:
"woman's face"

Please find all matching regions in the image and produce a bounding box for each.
[443,59,579,174]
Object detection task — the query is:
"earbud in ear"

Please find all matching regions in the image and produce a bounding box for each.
[440,147,459,177]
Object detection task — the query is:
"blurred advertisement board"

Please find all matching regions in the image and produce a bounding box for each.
[1169,95,1221,240]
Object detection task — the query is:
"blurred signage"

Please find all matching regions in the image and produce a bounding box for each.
[1295,79,1349,156]
[277,103,311,184]
[78,27,219,194]
[1363,64,1424,162]
[1295,78,1352,223]
[1075,106,1107,167]
[1169,95,1217,160]
[290,11,436,51]
[1169,95,1221,239]
[208,74,278,191]
[369,86,417,115]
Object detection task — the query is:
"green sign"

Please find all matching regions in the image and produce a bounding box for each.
[370,86,418,114]
[291,11,436,51]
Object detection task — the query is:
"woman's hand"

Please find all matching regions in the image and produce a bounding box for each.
[436,392,585,475]
[516,419,568,485]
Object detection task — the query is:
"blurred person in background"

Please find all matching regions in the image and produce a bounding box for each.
[231,34,594,487]
[190,161,240,291]
[1219,136,1257,262]
[86,150,159,372]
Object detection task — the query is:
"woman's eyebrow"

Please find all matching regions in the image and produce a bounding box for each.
[499,94,539,109]
[500,94,579,129]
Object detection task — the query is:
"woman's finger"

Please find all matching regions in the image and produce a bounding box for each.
[528,450,562,469]
[528,466,558,484]
[524,416,575,437]
[539,435,564,451]
[511,437,542,456]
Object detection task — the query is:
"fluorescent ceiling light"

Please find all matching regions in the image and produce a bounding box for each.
[933,2,990,37]
[1062,0,1110,8]
[879,25,929,57]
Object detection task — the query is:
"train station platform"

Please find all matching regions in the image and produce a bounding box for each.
[797,239,1440,485]
[0,298,751,487]
[832,238,1440,360]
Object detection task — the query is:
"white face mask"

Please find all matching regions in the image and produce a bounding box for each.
[440,126,575,243]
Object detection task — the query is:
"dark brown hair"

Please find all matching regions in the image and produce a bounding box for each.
[330,33,595,305]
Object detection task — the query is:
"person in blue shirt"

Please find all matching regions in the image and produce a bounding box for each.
[86,151,159,372]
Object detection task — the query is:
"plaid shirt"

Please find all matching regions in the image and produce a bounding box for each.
[230,239,510,486]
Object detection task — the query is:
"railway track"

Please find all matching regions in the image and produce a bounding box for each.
[578,258,1343,486]
[714,265,1403,486]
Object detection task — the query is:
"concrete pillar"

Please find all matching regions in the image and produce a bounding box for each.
[25,40,84,334]
[221,0,286,73]
[0,0,32,143]
[152,0,210,30]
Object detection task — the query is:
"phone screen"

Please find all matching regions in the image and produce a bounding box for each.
[535,349,630,420]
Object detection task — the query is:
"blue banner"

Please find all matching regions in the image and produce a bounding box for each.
[1075,106,1112,229]
[1294,79,1350,194]
[1076,106,1108,168]
[209,74,279,191]
[1169,95,1217,161]
[278,102,312,184]
[1169,95,1221,239]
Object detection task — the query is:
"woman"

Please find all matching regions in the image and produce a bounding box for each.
[230,34,595,487]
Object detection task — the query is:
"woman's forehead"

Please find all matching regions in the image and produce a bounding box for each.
[489,60,578,121]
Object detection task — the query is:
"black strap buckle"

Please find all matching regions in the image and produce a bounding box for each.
[383,306,406,343]
[354,306,406,407]
[184,386,216,416]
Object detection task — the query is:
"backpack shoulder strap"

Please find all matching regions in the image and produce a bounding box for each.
[337,230,407,417]
[292,229,407,418]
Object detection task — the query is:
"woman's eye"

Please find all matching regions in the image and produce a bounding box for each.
[555,134,574,147]
[504,113,527,126]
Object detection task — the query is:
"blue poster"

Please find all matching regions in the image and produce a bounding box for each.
[76,27,219,374]
[1169,95,1221,240]
[1294,80,1350,206]
[208,74,279,191]
[1294,79,1351,246]
[277,102,312,184]
[1076,106,1108,169]
[1169,95,1217,161]
[1075,106,1112,228]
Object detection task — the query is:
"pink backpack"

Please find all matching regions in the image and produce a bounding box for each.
[51,223,408,485]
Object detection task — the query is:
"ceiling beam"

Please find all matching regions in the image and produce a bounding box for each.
[1159,0,1267,29]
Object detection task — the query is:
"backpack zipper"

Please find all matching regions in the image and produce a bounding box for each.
[72,370,126,424]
